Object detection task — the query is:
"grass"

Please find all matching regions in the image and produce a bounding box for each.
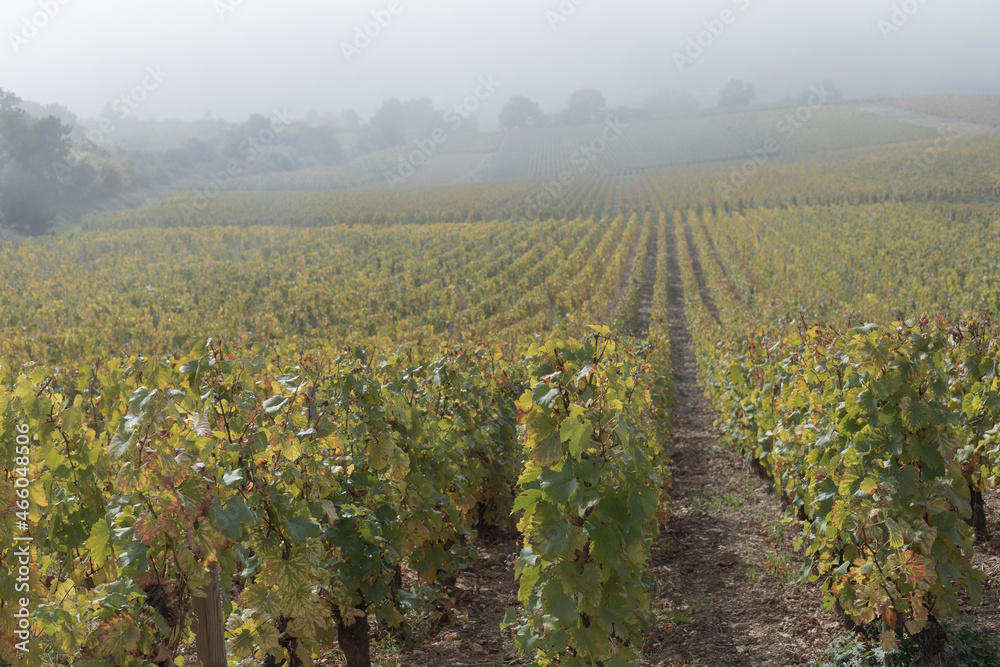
[685,487,745,513]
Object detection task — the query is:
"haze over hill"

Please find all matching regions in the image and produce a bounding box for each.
[3,0,999,125]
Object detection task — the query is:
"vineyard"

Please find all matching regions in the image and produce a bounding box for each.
[890,95,1000,129]
[5,96,1000,667]
[185,102,947,193]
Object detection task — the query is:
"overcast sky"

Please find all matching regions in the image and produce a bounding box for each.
[2,0,997,128]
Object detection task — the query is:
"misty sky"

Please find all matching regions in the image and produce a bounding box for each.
[3,0,998,128]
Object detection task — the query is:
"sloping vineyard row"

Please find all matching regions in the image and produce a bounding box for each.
[674,205,1000,649]
[699,202,1000,325]
[1,211,675,666]
[891,95,1000,129]
[1,217,650,365]
[82,129,1000,235]
[481,105,942,182]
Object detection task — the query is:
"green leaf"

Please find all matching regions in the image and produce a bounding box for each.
[539,462,578,505]
[284,514,321,543]
[586,519,623,571]
[532,384,561,408]
[526,412,561,467]
[540,580,578,626]
[99,618,141,655]
[263,395,288,415]
[369,432,393,470]
[128,387,153,414]
[87,519,113,565]
[222,469,245,487]
[108,430,137,460]
[930,512,965,547]
[513,489,542,514]
[561,411,591,457]
[534,502,572,558]
[898,465,919,499]
[210,496,256,540]
[901,398,932,432]
[118,541,149,569]
[814,478,838,518]
[910,436,946,477]
[60,404,83,433]
[885,517,905,549]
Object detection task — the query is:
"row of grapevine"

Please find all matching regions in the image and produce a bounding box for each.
[80,125,1000,236]
[504,327,669,665]
[1,218,645,364]
[674,208,1000,649]
[3,198,675,666]
[2,321,677,666]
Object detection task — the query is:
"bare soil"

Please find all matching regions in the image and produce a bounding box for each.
[638,224,842,666]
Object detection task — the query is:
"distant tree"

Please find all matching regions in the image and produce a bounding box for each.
[718,80,757,107]
[184,138,215,163]
[0,87,72,235]
[19,100,77,127]
[641,88,699,115]
[341,108,361,128]
[499,96,545,129]
[403,98,438,134]
[245,114,273,137]
[371,97,438,146]
[560,89,607,125]
[0,165,55,235]
[285,124,344,165]
[68,160,99,192]
[371,99,406,145]
[99,162,126,195]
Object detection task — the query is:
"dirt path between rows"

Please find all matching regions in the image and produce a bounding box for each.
[679,222,721,325]
[695,215,740,300]
[635,224,659,337]
[392,529,530,667]
[384,219,862,667]
[608,217,647,319]
[642,223,842,666]
[859,104,999,137]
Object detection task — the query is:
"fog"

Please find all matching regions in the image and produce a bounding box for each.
[3,0,998,127]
